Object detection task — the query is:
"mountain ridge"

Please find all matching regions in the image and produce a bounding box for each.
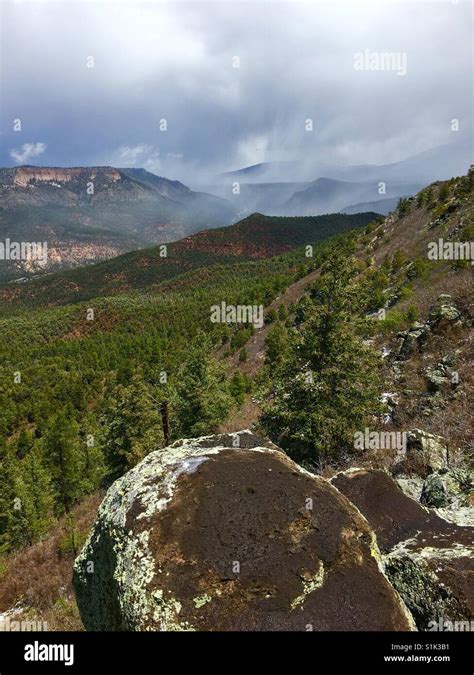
[215,140,471,185]
[0,210,378,309]
[0,166,237,282]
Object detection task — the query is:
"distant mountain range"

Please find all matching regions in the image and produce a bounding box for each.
[1,141,470,282]
[0,166,236,282]
[201,177,420,218]
[340,197,401,216]
[200,141,472,217]
[282,177,421,216]
[216,141,472,185]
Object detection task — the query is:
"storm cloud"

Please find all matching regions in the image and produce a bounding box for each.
[0,0,472,183]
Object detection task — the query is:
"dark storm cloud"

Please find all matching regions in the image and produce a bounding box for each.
[0,0,472,183]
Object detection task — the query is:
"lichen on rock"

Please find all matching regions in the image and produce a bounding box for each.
[73,431,414,631]
[332,468,473,630]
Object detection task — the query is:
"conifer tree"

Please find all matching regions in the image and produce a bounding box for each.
[264,320,290,368]
[229,371,251,405]
[43,409,83,514]
[0,440,29,552]
[16,446,53,543]
[15,428,33,459]
[260,252,382,466]
[174,338,233,437]
[100,377,164,478]
[80,415,106,492]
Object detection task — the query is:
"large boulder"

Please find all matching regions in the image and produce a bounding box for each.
[73,431,413,631]
[331,469,473,630]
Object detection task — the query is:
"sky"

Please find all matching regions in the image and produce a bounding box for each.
[0,0,472,184]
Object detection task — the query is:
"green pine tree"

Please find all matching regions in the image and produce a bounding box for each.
[15,428,33,459]
[264,320,290,368]
[230,371,251,405]
[260,252,383,466]
[174,339,233,437]
[100,377,164,478]
[43,409,83,514]
[0,440,29,552]
[80,415,106,492]
[16,446,54,543]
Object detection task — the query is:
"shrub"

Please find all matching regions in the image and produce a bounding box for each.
[397,197,411,217]
[264,308,278,325]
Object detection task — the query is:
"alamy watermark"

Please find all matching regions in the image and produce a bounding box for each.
[354,427,407,451]
[0,616,48,631]
[354,49,407,76]
[210,301,264,329]
[0,239,48,263]
[427,617,473,632]
[427,238,474,264]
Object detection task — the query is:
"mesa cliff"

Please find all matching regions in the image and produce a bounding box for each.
[10,166,122,187]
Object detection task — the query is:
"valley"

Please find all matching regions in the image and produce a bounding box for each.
[0,211,376,309]
[0,0,472,651]
[0,169,472,632]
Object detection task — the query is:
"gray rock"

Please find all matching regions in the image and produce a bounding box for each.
[436,470,474,526]
[73,431,414,632]
[332,468,474,631]
[429,295,462,324]
[420,474,449,508]
[440,351,460,368]
[425,366,450,393]
[405,429,449,472]
[398,469,474,527]
[397,323,430,358]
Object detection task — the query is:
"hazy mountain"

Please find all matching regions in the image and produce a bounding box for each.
[281,178,421,216]
[219,161,306,182]
[0,166,236,282]
[118,167,233,219]
[201,179,415,218]
[341,197,401,216]
[197,182,310,218]
[202,142,469,217]
[326,141,473,185]
[216,141,472,186]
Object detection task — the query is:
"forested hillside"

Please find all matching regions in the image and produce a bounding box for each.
[0,170,472,630]
[0,211,376,309]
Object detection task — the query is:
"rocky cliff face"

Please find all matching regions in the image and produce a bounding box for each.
[10,166,122,187]
[73,430,415,631]
[0,165,237,282]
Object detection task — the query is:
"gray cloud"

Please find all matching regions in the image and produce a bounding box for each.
[0,0,471,183]
[10,142,47,163]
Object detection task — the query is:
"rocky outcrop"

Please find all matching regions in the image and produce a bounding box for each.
[331,469,473,630]
[428,294,463,324]
[10,166,122,187]
[420,474,449,508]
[405,428,449,472]
[397,321,430,358]
[73,431,414,632]
[397,469,474,527]
[396,295,465,359]
[392,428,449,475]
